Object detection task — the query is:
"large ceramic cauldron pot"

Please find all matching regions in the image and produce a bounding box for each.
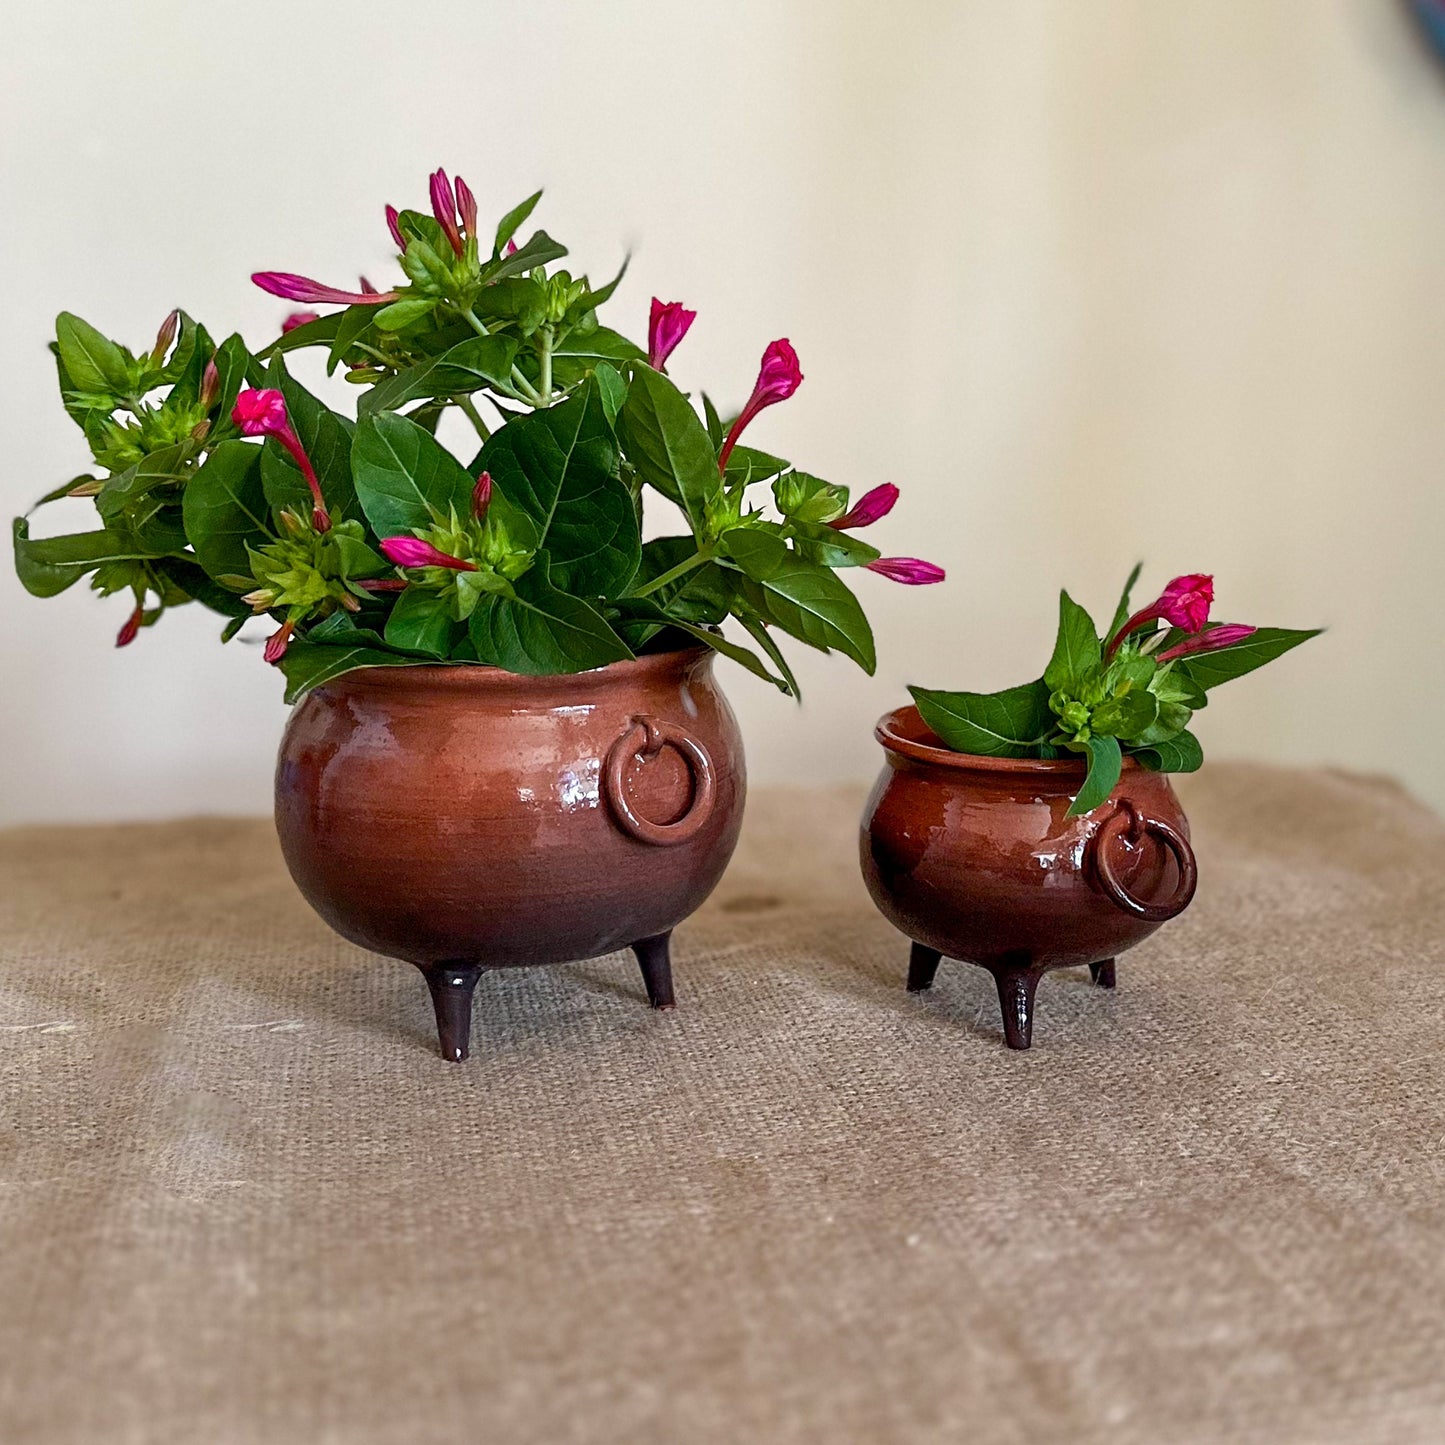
[275,647,745,1061]
[860,705,1197,1050]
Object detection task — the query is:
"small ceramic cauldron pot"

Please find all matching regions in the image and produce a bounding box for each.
[860,705,1197,1049]
[275,647,745,1060]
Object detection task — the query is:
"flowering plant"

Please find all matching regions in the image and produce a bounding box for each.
[911,568,1319,816]
[13,169,942,700]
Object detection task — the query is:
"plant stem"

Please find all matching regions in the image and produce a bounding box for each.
[631,548,712,599]
[455,395,491,442]
[537,326,554,407]
[460,304,544,405]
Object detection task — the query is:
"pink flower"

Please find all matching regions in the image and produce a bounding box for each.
[1106,572,1215,657]
[430,168,463,257]
[116,603,143,648]
[647,299,696,372]
[1156,624,1257,663]
[263,619,295,665]
[472,470,493,522]
[830,483,899,530]
[865,557,945,585]
[379,536,477,571]
[282,310,320,333]
[718,339,803,472]
[386,204,406,251]
[231,388,331,533]
[252,272,398,306]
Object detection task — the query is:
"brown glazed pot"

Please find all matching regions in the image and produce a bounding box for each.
[275,647,745,1060]
[860,705,1197,1050]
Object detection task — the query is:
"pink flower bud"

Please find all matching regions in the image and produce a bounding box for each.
[358,276,378,295]
[356,577,410,593]
[282,310,321,334]
[472,470,493,521]
[865,556,945,585]
[199,359,221,409]
[231,389,331,532]
[505,239,518,257]
[1156,624,1257,664]
[263,619,295,665]
[718,338,804,471]
[455,175,478,240]
[252,272,398,306]
[386,204,407,252]
[1106,572,1215,658]
[647,298,696,372]
[116,603,143,648]
[151,308,180,364]
[380,536,478,571]
[429,168,463,257]
[830,483,899,530]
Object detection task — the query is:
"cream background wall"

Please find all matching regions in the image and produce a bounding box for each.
[2,0,1442,824]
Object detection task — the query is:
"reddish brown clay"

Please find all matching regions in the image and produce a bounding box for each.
[275,647,745,1060]
[861,706,1197,1050]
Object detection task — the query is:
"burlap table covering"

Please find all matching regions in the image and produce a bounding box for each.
[1,763,1442,1445]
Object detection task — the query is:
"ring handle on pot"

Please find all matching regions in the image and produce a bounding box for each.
[1087,800,1198,922]
[603,714,716,847]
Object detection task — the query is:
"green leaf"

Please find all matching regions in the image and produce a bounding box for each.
[255,312,343,359]
[908,679,1054,757]
[494,190,543,254]
[1132,729,1204,774]
[209,333,251,422]
[468,553,633,674]
[485,230,568,282]
[735,608,800,700]
[1108,562,1144,642]
[182,441,270,583]
[55,312,130,395]
[702,394,725,448]
[726,446,791,487]
[12,517,178,598]
[618,366,720,536]
[1068,734,1123,817]
[277,640,434,704]
[479,378,639,597]
[609,598,787,693]
[153,557,252,619]
[374,298,438,332]
[384,586,458,657]
[1043,590,1102,694]
[719,527,875,673]
[1175,627,1323,692]
[786,518,880,570]
[327,306,379,375]
[94,442,196,525]
[592,362,627,425]
[352,411,474,536]
[358,335,519,415]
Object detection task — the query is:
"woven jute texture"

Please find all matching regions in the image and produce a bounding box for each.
[1,764,1443,1445]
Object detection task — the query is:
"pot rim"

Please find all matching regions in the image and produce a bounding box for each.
[874,704,1142,776]
[315,643,714,694]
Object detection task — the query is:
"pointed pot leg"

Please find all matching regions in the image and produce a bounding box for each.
[1089,958,1117,989]
[990,960,1043,1050]
[632,931,676,1010]
[416,962,484,1063]
[907,942,942,993]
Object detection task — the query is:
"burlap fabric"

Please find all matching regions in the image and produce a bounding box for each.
[1,764,1442,1445]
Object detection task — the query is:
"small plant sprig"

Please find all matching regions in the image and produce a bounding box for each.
[910,568,1320,816]
[14,166,944,699]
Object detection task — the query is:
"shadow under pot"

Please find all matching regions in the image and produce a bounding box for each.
[274,647,745,1061]
[860,706,1197,1050]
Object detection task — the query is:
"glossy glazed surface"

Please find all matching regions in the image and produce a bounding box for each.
[275,648,746,969]
[861,706,1193,972]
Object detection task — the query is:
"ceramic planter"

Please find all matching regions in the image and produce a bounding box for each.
[275,647,745,1060]
[860,705,1197,1049]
